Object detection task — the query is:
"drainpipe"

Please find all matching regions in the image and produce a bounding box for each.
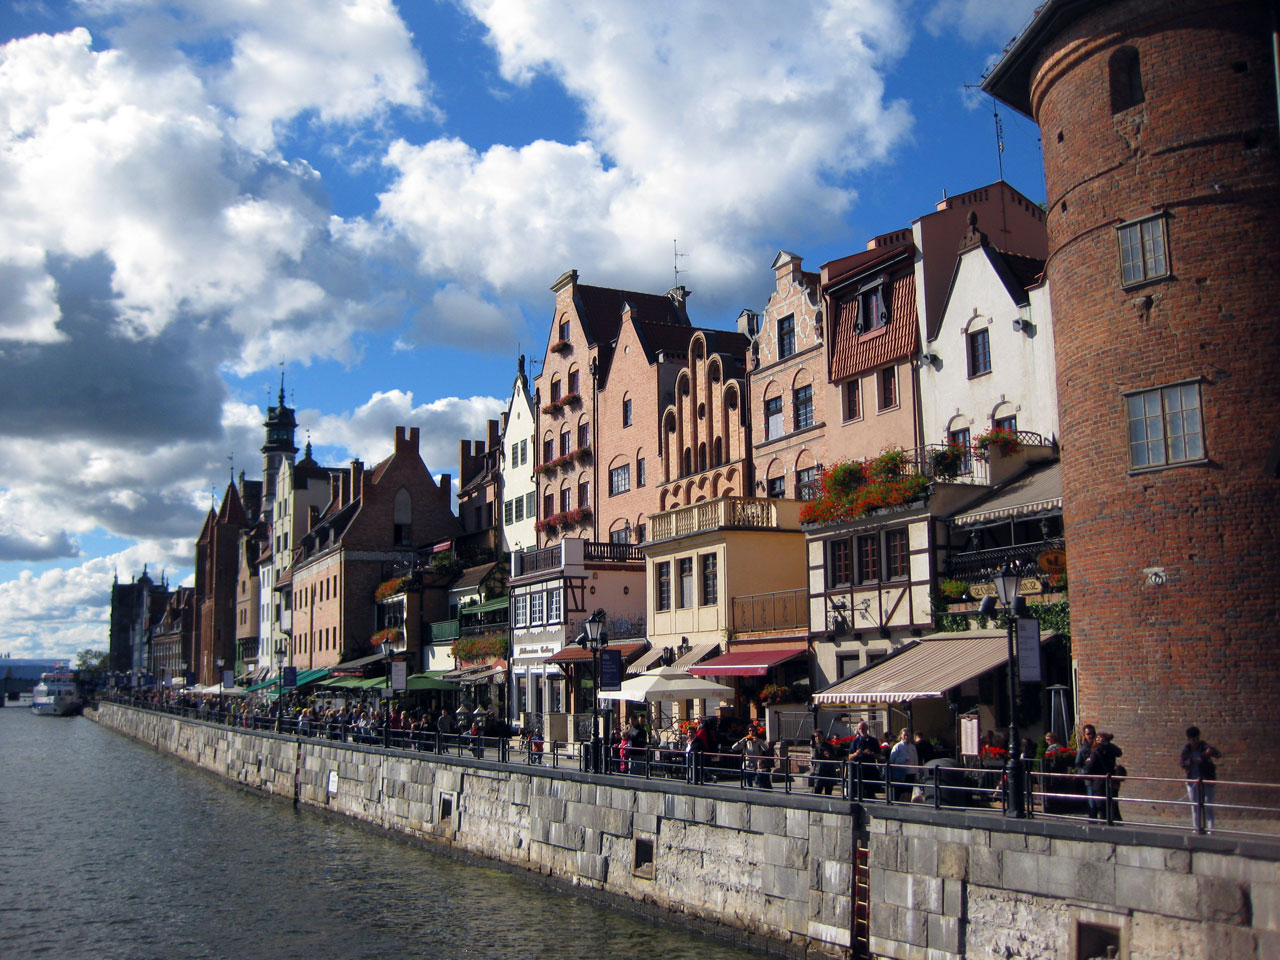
[1272,3,1280,149]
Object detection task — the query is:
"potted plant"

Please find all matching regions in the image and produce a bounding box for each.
[938,578,970,601]
[973,427,1021,461]
[929,442,967,480]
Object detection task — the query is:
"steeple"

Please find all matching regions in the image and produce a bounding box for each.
[261,371,299,507]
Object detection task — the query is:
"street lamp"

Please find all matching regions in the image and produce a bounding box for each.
[979,561,1030,818]
[382,639,395,747]
[215,657,225,696]
[575,608,608,772]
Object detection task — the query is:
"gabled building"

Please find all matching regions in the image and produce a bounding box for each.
[108,566,169,679]
[457,419,502,562]
[289,426,459,671]
[500,356,537,553]
[194,481,252,684]
[150,586,194,685]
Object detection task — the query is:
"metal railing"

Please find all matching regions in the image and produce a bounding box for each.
[731,587,809,633]
[513,544,563,577]
[94,696,1280,840]
[944,537,1066,582]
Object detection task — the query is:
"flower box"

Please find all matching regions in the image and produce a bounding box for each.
[799,448,928,526]
[973,427,1021,461]
[549,339,572,354]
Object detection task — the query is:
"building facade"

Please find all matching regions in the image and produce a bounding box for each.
[500,356,538,553]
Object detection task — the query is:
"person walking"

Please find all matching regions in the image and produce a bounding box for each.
[889,728,920,801]
[1181,726,1222,833]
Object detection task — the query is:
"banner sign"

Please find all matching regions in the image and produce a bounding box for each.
[599,649,623,691]
[282,666,297,689]
[1016,617,1042,683]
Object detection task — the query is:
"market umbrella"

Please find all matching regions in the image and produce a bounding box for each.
[597,666,734,703]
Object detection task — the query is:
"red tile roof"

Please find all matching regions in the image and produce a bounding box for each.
[829,268,920,382]
[546,641,648,664]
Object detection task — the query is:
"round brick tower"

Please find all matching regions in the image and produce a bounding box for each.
[985,0,1280,787]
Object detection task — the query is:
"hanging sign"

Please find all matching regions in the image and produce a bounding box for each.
[391,660,407,691]
[599,649,623,691]
[282,666,297,689]
[1016,617,1042,683]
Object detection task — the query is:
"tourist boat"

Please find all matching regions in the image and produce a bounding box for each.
[31,672,81,716]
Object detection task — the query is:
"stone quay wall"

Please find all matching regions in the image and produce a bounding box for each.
[91,704,1280,959]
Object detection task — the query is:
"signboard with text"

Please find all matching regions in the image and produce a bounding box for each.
[1016,617,1042,683]
[599,650,623,691]
[282,666,297,689]
[391,660,407,691]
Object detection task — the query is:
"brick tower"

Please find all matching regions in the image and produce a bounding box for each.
[985,0,1280,784]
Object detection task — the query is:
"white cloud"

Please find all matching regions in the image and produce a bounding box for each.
[377,0,913,312]
[924,0,1042,46]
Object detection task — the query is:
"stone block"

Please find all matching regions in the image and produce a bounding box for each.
[901,902,928,947]
[761,863,807,901]
[937,842,968,880]
[870,900,901,942]
[714,800,745,830]
[969,845,1002,887]
[634,811,657,835]
[869,836,903,871]
[762,833,806,869]
[695,797,717,823]
[990,831,1028,853]
[1251,880,1280,932]
[786,807,809,838]
[927,913,960,954]
[821,858,852,894]
[574,850,608,882]
[883,869,912,909]
[943,878,964,918]
[1198,876,1248,924]
[907,837,939,877]
[750,804,783,835]
[1115,864,1198,918]
[1050,837,1115,863]
[1002,851,1040,895]
[1074,859,1116,903]
[1116,844,1188,873]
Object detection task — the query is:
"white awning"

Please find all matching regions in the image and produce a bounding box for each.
[813,630,1010,704]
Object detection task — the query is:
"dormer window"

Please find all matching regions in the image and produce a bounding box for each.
[860,285,887,333]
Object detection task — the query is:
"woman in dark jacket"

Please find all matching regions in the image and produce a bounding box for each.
[1083,732,1123,821]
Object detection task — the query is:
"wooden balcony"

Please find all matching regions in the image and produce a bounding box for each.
[731,588,809,634]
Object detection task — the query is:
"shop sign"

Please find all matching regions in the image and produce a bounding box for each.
[515,642,560,660]
[1037,548,1067,575]
[1016,617,1042,683]
[969,578,1043,599]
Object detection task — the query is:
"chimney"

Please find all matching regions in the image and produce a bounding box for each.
[394,425,408,453]
[772,252,802,288]
[501,411,509,433]
[308,504,319,532]
[350,459,363,501]
[329,473,341,505]
[737,309,759,338]
[340,469,351,505]
[487,418,500,450]
[408,427,420,450]
[459,440,476,487]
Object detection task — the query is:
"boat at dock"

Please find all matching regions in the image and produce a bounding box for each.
[31,673,81,716]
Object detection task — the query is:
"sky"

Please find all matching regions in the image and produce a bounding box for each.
[0,0,1047,661]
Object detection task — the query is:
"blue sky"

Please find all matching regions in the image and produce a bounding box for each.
[0,0,1044,660]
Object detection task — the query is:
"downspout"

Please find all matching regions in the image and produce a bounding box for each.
[1272,3,1280,150]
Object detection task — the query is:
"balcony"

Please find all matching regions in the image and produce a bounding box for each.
[511,538,644,580]
[429,619,460,642]
[944,537,1065,582]
[731,588,809,634]
[649,496,801,542]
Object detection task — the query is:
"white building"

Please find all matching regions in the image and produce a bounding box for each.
[919,215,1058,449]
[500,356,537,553]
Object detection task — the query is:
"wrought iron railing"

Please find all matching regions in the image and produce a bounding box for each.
[731,588,809,633]
[944,537,1065,582]
[583,541,645,563]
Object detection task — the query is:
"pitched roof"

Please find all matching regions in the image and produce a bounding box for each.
[987,247,1045,305]
[829,268,920,382]
[821,241,913,288]
[451,562,499,591]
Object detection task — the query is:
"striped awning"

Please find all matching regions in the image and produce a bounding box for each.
[626,646,663,675]
[951,462,1062,527]
[812,631,1011,704]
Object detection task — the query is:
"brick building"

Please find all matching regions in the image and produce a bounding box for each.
[289,426,459,671]
[108,566,168,678]
[194,482,253,685]
[457,418,502,562]
[150,586,194,685]
[984,0,1280,781]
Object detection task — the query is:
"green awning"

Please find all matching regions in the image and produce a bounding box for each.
[245,667,332,693]
[461,596,510,615]
[316,676,364,689]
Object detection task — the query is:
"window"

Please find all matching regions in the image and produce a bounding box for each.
[830,539,852,587]
[700,553,718,606]
[968,328,991,377]
[514,595,528,627]
[568,369,579,394]
[635,524,646,543]
[994,414,1017,434]
[767,475,785,498]
[578,481,589,508]
[1127,382,1204,468]
[547,588,562,623]
[636,458,646,487]
[1109,46,1144,113]
[551,378,562,402]
[513,497,524,522]
[611,527,631,544]
[879,367,897,410]
[861,286,886,332]
[857,533,880,583]
[884,528,909,580]
[578,422,589,449]
[843,379,861,421]
[560,488,571,513]
[610,464,631,496]
[543,493,554,520]
[529,591,544,625]
[656,562,671,610]
[543,437,553,464]
[765,395,784,439]
[525,491,535,517]
[560,431,570,457]
[559,318,569,342]
[504,500,514,525]
[511,442,519,464]
[520,439,527,465]
[797,466,820,501]
[794,384,814,430]
[623,399,632,427]
[778,314,796,359]
[1118,216,1168,286]
[949,427,973,474]
[677,557,694,608]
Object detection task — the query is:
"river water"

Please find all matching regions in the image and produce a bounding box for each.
[0,705,770,960]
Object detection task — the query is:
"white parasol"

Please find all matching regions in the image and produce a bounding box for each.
[596,665,734,703]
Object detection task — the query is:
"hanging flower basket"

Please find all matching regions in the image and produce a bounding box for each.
[541,398,565,416]
[929,443,968,480]
[973,427,1021,461]
[574,445,592,465]
[549,339,572,354]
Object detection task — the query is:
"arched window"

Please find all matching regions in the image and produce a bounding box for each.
[1110,46,1144,113]
[713,436,723,467]
[393,488,412,546]
[683,448,693,477]
[698,443,707,473]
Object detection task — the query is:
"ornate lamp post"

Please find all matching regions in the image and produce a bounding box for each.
[575,608,608,772]
[980,562,1030,818]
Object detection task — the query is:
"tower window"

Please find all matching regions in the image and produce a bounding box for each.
[1110,46,1145,113]
[1126,382,1204,469]
[1118,215,1168,286]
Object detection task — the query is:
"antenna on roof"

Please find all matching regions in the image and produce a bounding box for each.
[227,453,234,485]
[993,100,1006,183]
[673,239,688,288]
